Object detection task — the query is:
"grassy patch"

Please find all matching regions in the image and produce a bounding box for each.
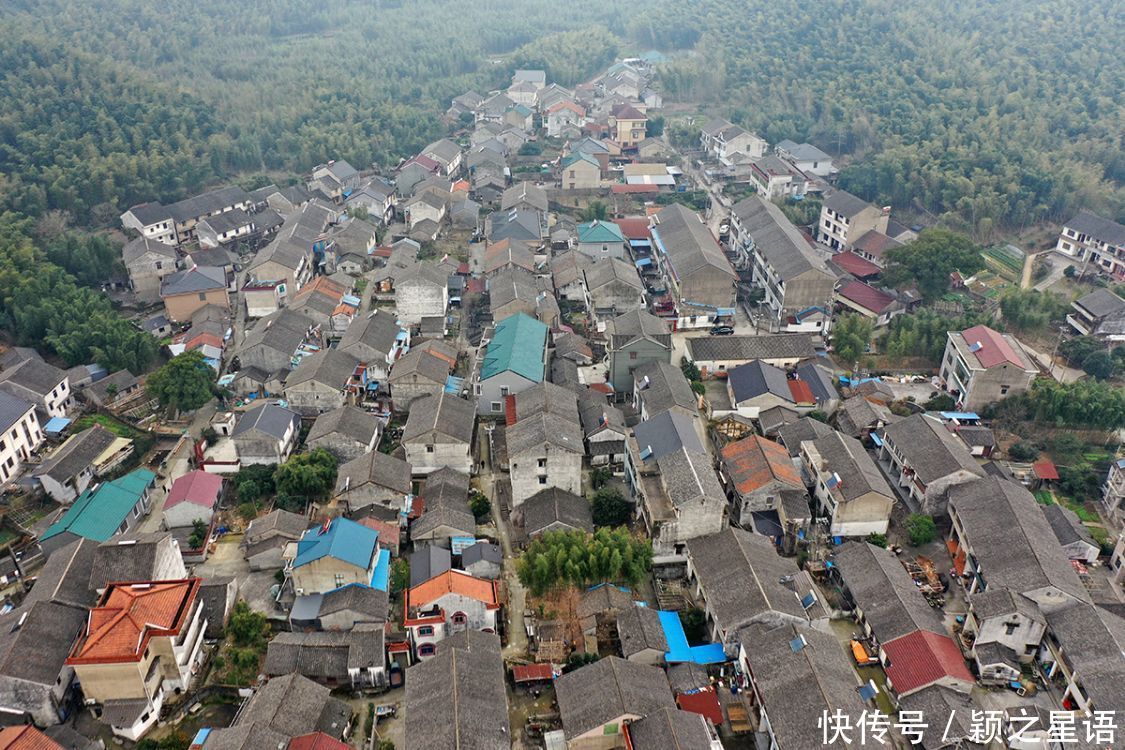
[1033,490,1054,505]
[74,413,141,438]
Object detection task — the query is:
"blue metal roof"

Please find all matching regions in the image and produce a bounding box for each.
[43,417,71,433]
[294,518,378,570]
[939,411,980,421]
[370,548,391,591]
[658,610,727,664]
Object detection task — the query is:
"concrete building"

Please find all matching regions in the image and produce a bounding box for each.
[34,425,126,503]
[0,391,43,487]
[818,190,889,252]
[506,384,584,506]
[475,314,548,416]
[1067,288,1125,341]
[231,403,300,466]
[555,657,674,750]
[775,140,837,179]
[877,414,985,516]
[39,469,157,555]
[583,258,645,320]
[650,204,737,329]
[604,310,672,396]
[802,431,895,537]
[334,451,412,518]
[162,471,223,530]
[402,391,475,476]
[122,237,177,303]
[290,518,381,595]
[404,572,501,659]
[0,349,72,419]
[283,349,361,416]
[939,325,1037,411]
[306,406,382,463]
[1055,209,1125,280]
[699,118,767,163]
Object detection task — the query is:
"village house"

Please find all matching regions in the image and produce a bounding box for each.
[122,237,178,303]
[287,276,351,330]
[34,425,127,503]
[775,140,837,178]
[632,438,726,562]
[66,579,206,740]
[559,151,601,190]
[488,267,559,328]
[475,314,548,416]
[310,160,361,202]
[421,138,463,176]
[736,622,865,750]
[0,349,71,419]
[650,204,737,328]
[515,486,594,539]
[818,190,890,252]
[395,263,449,325]
[344,181,396,226]
[242,509,308,571]
[410,469,476,548]
[334,451,412,518]
[725,359,807,418]
[162,470,222,530]
[487,207,544,244]
[82,369,144,412]
[802,431,895,537]
[88,533,187,594]
[404,571,501,659]
[835,280,903,325]
[577,392,628,466]
[1039,602,1125,716]
[506,383,585,506]
[290,518,382,595]
[482,238,536,278]
[121,186,253,245]
[962,586,1048,686]
[1054,209,1125,280]
[877,414,986,516]
[403,631,510,749]
[551,251,589,302]
[835,542,975,698]
[0,390,42,486]
[264,625,386,690]
[402,391,475,475]
[1067,287,1125,341]
[729,196,835,333]
[461,542,502,580]
[748,155,811,201]
[582,258,644,322]
[719,435,806,527]
[576,220,627,260]
[246,200,337,293]
[195,208,255,249]
[39,469,156,555]
[238,309,319,373]
[305,406,381,463]
[849,229,904,268]
[231,403,301,466]
[404,191,446,230]
[1042,504,1100,563]
[388,345,454,412]
[686,334,817,377]
[699,118,768,163]
[615,604,668,666]
[159,265,230,322]
[288,581,389,633]
[555,657,675,750]
[545,100,586,137]
[938,325,1037,410]
[337,309,408,383]
[604,310,672,395]
[221,673,352,740]
[284,348,361,416]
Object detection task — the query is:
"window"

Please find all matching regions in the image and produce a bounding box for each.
[418,625,434,637]
[537,459,547,469]
[198,293,207,301]
[155,261,163,270]
[335,574,345,587]
[499,386,510,397]
[491,401,502,413]
[426,445,435,453]
[418,644,436,657]
[538,477,547,485]
[629,351,638,360]
[451,612,467,625]
[1004,622,1018,636]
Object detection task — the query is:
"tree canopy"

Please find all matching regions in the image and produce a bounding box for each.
[274,448,338,512]
[882,229,985,299]
[146,351,216,414]
[516,528,652,596]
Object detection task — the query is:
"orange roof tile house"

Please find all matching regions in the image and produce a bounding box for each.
[403,570,501,660]
[66,579,205,740]
[719,435,806,527]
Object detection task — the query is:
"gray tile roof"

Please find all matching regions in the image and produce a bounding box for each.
[795,362,837,405]
[823,189,874,219]
[122,236,176,266]
[948,478,1089,602]
[198,208,253,236]
[389,347,450,386]
[1075,288,1125,319]
[633,360,697,417]
[17,538,97,611]
[84,370,140,406]
[896,686,981,750]
[583,257,644,293]
[881,415,985,485]
[727,359,790,404]
[236,673,353,738]
[1041,503,1097,549]
[410,504,476,540]
[650,203,736,283]
[835,541,946,642]
[232,403,299,441]
[402,391,475,444]
[244,509,308,548]
[730,195,830,281]
[555,657,674,739]
[834,395,897,437]
[0,356,67,399]
[685,528,806,637]
[1065,209,1125,247]
[335,451,412,496]
[687,334,816,363]
[168,186,252,223]
[737,622,866,750]
[264,626,385,682]
[519,487,593,535]
[500,183,548,213]
[626,707,713,750]
[0,600,88,687]
[969,587,1044,624]
[408,545,452,588]
[318,585,388,622]
[338,311,403,362]
[0,390,34,434]
[240,309,316,359]
[160,265,227,296]
[88,533,178,592]
[201,724,290,750]
[807,431,893,503]
[577,392,626,439]
[633,410,704,461]
[509,381,580,423]
[1044,603,1125,713]
[775,416,836,456]
[249,201,336,277]
[285,348,359,389]
[616,604,668,659]
[307,406,380,447]
[404,631,509,750]
[657,448,724,509]
[605,310,672,351]
[506,412,584,458]
[462,541,502,567]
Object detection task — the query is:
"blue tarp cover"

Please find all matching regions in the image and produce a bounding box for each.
[43,417,71,433]
[370,548,391,591]
[634,257,653,268]
[657,610,727,664]
[939,411,980,421]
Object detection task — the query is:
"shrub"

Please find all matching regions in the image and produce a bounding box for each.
[1007,441,1040,462]
[905,514,936,546]
[591,487,631,528]
[865,533,888,548]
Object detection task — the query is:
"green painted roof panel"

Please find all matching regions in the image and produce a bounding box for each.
[42,468,156,543]
[480,314,548,382]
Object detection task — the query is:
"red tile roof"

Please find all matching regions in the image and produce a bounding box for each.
[407,570,500,610]
[68,579,201,664]
[675,688,724,727]
[614,217,653,240]
[288,733,351,750]
[788,379,815,405]
[512,663,555,683]
[720,436,803,495]
[356,517,400,552]
[1032,461,1059,480]
[838,281,897,315]
[165,470,223,510]
[831,251,881,279]
[960,325,1024,369]
[187,332,224,352]
[0,726,63,750]
[882,630,973,696]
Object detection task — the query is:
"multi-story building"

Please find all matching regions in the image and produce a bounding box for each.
[1055,209,1125,280]
[801,431,895,537]
[699,118,767,163]
[1103,456,1125,530]
[66,579,206,740]
[649,204,737,329]
[775,140,837,179]
[603,310,672,396]
[609,104,648,148]
[817,190,889,252]
[121,186,253,245]
[403,571,501,660]
[289,518,382,595]
[748,155,811,201]
[730,196,836,334]
[877,415,985,517]
[1066,288,1125,341]
[0,391,42,486]
[938,325,1037,411]
[474,314,549,416]
[0,349,72,419]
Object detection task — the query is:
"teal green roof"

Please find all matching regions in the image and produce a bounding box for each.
[562,152,599,170]
[42,468,156,543]
[578,220,625,244]
[481,314,548,382]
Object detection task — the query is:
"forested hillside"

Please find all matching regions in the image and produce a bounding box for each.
[0,0,1120,234]
[641,0,1124,233]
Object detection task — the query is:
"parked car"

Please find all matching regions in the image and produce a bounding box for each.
[710,325,735,336]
